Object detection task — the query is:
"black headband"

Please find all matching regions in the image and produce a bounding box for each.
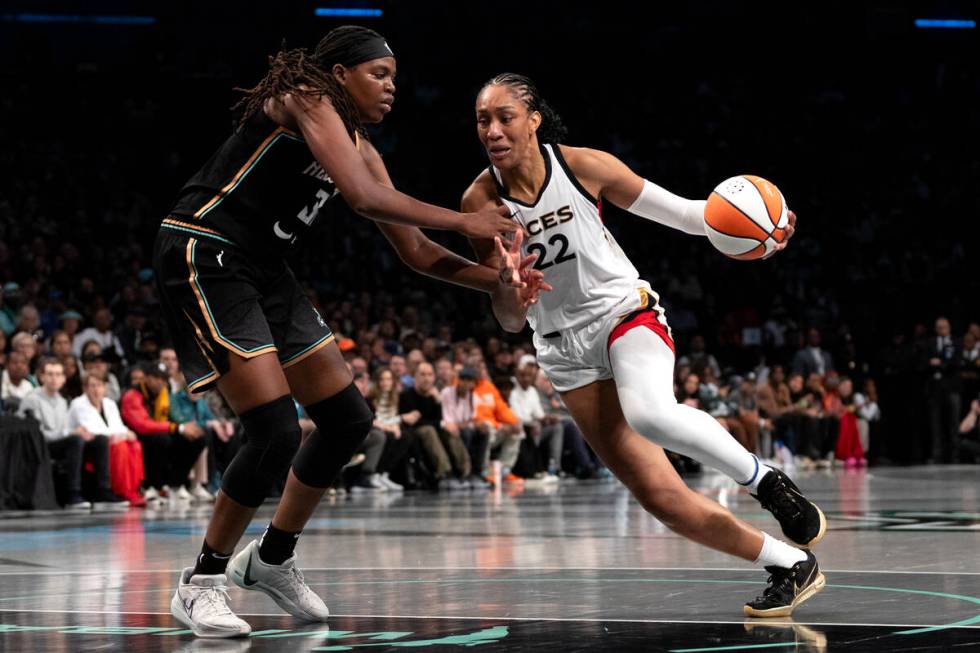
[341,37,394,67]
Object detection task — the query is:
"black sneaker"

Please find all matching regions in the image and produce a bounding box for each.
[744,551,826,618]
[753,468,827,549]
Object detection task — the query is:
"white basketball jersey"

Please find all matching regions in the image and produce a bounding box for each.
[491,144,654,335]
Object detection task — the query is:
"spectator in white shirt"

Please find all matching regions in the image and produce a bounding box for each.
[509,360,563,478]
[18,358,125,510]
[68,374,144,504]
[71,308,126,363]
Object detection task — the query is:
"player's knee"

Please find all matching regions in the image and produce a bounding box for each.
[619,397,675,444]
[291,383,373,488]
[221,394,301,507]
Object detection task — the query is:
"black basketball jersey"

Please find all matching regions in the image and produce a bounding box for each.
[169,111,342,255]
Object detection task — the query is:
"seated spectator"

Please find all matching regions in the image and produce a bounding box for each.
[854,379,881,460]
[168,372,230,503]
[72,308,127,363]
[81,351,122,402]
[48,330,74,360]
[68,374,144,505]
[115,305,148,364]
[434,356,456,391]
[958,395,980,463]
[792,327,835,378]
[11,331,39,375]
[60,354,83,400]
[834,376,867,467]
[15,304,43,342]
[390,355,411,389]
[471,360,523,483]
[535,371,602,479]
[18,358,126,510]
[726,373,762,456]
[58,309,84,342]
[756,365,796,464]
[203,388,244,493]
[2,351,35,411]
[509,360,561,481]
[399,362,470,490]
[678,334,721,381]
[785,372,828,468]
[344,370,398,493]
[368,367,414,490]
[0,284,15,335]
[441,366,491,488]
[677,372,701,408]
[120,362,207,504]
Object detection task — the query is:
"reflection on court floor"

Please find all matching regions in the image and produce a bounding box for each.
[1,465,978,651]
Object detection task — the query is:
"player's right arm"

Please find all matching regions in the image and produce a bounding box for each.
[272,93,516,241]
[463,176,550,333]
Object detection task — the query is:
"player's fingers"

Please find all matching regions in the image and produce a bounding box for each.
[510,229,524,253]
[519,253,538,269]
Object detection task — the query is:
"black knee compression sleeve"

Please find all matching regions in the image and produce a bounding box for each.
[291,383,374,488]
[221,395,301,507]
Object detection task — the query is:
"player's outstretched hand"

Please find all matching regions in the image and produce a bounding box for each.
[762,209,797,259]
[462,204,519,240]
[494,230,553,309]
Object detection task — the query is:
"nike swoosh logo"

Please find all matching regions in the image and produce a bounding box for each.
[243,556,258,586]
[183,597,195,617]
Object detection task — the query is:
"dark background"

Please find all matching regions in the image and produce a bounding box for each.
[0,1,977,449]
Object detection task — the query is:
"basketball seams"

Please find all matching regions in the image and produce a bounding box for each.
[707,192,771,241]
[743,175,783,229]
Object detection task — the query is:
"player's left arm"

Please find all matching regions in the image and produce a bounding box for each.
[358,139,499,293]
[562,146,796,249]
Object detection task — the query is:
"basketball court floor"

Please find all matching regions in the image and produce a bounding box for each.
[1,465,978,652]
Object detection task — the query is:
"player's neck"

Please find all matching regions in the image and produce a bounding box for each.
[499,145,547,204]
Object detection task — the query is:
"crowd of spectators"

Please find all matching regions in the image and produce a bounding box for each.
[1,4,977,511]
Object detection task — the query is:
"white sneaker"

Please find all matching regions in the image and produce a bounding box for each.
[191,484,216,503]
[143,487,161,502]
[170,568,251,638]
[173,485,193,502]
[378,472,404,492]
[228,539,329,622]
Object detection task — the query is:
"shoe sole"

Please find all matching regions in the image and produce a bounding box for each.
[170,593,251,638]
[796,505,828,550]
[228,552,329,622]
[743,571,826,618]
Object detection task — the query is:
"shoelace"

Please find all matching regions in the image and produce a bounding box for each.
[762,479,803,519]
[756,567,794,601]
[199,584,235,616]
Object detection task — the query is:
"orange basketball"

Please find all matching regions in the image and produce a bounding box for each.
[703,175,789,260]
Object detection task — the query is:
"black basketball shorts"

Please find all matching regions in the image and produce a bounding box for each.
[152,221,334,393]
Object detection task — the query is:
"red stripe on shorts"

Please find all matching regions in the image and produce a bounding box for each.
[607,309,675,354]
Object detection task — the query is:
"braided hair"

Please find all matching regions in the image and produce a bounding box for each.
[233,26,388,138]
[481,73,568,144]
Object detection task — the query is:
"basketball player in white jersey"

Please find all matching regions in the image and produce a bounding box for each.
[463,73,826,617]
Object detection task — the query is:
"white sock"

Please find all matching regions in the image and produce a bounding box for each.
[745,458,773,493]
[755,532,807,569]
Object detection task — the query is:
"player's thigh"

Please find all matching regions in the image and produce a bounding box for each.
[561,379,687,494]
[217,351,292,415]
[283,342,354,407]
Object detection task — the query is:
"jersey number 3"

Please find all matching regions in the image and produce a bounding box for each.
[527,234,576,271]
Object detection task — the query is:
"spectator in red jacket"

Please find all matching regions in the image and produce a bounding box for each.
[120,361,206,504]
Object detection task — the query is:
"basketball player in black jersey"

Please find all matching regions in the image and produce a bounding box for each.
[158,27,541,638]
